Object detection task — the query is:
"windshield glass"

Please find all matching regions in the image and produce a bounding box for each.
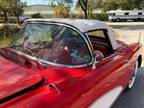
[10,23,92,66]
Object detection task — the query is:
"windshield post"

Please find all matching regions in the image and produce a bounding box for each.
[23,45,47,69]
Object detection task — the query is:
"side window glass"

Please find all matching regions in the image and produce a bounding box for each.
[56,28,92,65]
[112,13,116,16]
[87,30,113,57]
[87,30,105,38]
[138,12,142,15]
[125,13,129,15]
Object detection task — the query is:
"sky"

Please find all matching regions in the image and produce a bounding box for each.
[21,0,77,6]
[21,0,49,5]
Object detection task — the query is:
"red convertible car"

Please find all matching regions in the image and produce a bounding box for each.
[0,19,142,108]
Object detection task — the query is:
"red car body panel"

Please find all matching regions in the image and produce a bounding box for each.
[0,56,43,100]
[0,40,142,108]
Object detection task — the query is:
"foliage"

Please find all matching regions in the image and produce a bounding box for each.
[49,0,71,18]
[0,0,10,22]
[87,0,97,17]
[75,0,98,19]
[11,1,27,23]
[49,0,73,8]
[76,0,88,19]
[50,0,90,19]
[96,0,144,11]
[55,5,70,18]
[0,24,20,47]
[69,0,144,18]
[0,0,26,23]
[31,13,43,18]
[71,13,84,19]
[90,13,108,21]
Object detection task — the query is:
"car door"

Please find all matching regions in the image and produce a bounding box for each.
[71,29,133,108]
[68,51,133,108]
[88,30,134,108]
[89,51,133,108]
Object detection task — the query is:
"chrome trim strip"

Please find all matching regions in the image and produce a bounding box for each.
[84,33,94,52]
[49,83,61,94]
[7,48,89,68]
[84,33,95,63]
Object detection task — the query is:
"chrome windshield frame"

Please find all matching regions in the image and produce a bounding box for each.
[12,21,94,68]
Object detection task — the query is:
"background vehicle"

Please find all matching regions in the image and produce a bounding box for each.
[18,16,30,24]
[109,10,144,22]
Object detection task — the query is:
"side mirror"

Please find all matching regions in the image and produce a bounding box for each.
[92,50,104,69]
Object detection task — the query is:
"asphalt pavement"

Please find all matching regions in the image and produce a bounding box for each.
[112,67,144,108]
[109,23,144,108]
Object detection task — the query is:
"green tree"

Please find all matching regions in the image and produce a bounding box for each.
[50,0,144,19]
[49,0,73,8]
[77,0,88,19]
[76,0,99,19]
[50,0,95,19]
[49,0,72,18]
[96,0,144,11]
[118,0,144,10]
[102,0,119,11]
[0,0,10,22]
[0,0,26,23]
[31,12,43,18]
[55,4,70,18]
[11,0,27,23]
[87,0,95,16]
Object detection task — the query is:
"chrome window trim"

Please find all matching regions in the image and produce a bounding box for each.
[9,22,94,68]
[84,33,94,52]
[84,33,95,62]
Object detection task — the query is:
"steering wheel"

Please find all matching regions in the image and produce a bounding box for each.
[94,50,104,61]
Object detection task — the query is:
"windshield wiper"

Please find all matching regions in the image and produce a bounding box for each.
[10,44,47,68]
[23,46,47,68]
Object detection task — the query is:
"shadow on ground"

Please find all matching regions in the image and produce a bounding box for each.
[112,67,144,108]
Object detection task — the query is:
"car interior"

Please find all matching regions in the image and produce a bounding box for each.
[26,28,91,65]
[6,28,113,65]
[87,29,114,58]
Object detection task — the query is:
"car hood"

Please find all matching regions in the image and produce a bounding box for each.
[0,48,90,107]
[0,53,43,103]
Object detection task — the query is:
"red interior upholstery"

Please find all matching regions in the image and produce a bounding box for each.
[32,39,73,64]
[89,36,111,57]
[32,38,90,65]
